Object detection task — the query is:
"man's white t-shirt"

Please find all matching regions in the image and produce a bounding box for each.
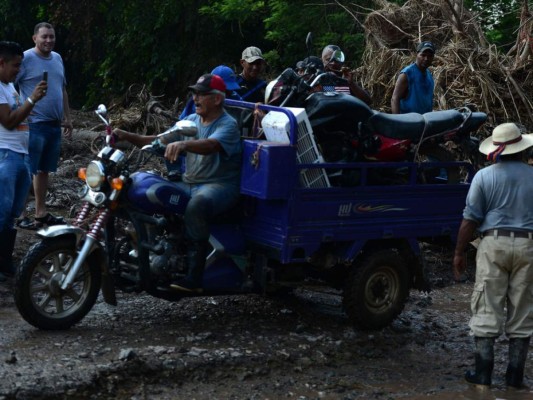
[0,82,29,154]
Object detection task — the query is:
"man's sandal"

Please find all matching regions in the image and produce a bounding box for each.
[17,216,37,230]
[34,213,66,227]
[35,213,66,226]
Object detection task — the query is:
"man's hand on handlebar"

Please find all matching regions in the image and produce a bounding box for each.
[165,141,187,163]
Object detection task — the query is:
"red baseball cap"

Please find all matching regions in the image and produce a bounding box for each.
[188,74,226,94]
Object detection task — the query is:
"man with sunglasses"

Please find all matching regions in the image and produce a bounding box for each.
[164,73,242,293]
[320,44,371,105]
[114,66,242,181]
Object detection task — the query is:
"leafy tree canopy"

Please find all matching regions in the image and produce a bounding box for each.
[0,0,525,108]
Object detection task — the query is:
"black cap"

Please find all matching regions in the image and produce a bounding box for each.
[416,41,436,54]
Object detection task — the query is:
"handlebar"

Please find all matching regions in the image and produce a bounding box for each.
[94,104,116,146]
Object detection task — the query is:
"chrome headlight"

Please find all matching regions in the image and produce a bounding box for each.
[85,160,105,190]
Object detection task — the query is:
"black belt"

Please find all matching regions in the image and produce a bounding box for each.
[482,229,533,239]
[31,120,62,127]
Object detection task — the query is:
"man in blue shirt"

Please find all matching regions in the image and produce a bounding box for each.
[454,123,533,388]
[391,41,435,114]
[165,74,241,293]
[16,22,72,229]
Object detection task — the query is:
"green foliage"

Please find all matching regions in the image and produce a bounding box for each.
[466,0,521,49]
[200,0,267,24]
[0,0,43,45]
[10,0,525,109]
[199,0,373,73]
[261,0,372,71]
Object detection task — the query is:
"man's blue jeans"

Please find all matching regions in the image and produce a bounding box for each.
[0,149,32,230]
[174,181,241,241]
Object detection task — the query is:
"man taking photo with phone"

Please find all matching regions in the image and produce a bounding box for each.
[16,22,73,229]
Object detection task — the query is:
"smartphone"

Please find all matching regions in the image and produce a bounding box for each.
[42,71,48,82]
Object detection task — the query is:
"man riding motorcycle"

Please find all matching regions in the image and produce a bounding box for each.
[164,73,242,293]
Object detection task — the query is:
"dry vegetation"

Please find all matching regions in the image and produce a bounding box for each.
[70,1,533,145]
[355,0,533,137]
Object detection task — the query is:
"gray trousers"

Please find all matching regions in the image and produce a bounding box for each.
[469,234,533,338]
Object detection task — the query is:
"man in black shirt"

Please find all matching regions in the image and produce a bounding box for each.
[237,46,266,104]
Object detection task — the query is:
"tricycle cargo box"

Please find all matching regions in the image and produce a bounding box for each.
[241,140,297,199]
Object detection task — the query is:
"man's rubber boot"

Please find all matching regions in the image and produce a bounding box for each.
[506,337,530,388]
[171,241,208,293]
[0,228,17,277]
[465,336,495,386]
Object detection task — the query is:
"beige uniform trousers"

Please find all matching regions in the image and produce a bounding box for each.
[469,234,533,338]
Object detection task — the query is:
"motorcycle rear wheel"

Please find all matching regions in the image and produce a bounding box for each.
[343,249,409,330]
[14,237,102,330]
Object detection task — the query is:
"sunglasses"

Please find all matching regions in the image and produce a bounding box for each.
[192,91,216,97]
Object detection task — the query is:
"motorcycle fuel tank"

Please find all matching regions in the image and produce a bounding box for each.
[305,92,373,132]
[127,171,190,215]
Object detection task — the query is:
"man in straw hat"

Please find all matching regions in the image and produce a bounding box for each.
[453,122,533,388]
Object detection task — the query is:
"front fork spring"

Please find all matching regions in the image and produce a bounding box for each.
[88,208,111,240]
[73,202,91,227]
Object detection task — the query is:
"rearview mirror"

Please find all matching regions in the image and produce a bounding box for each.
[96,104,107,116]
[174,120,198,137]
[305,32,313,54]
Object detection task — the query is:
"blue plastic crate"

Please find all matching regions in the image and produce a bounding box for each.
[241,140,297,199]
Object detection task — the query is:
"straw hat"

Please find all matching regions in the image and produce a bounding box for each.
[479,123,533,160]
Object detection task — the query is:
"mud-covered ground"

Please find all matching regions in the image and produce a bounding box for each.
[2,229,533,400]
[0,274,479,400]
[1,117,533,399]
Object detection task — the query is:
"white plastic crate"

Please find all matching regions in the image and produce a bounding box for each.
[261,108,330,188]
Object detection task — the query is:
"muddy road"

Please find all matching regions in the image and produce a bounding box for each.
[1,121,532,399]
[1,247,533,399]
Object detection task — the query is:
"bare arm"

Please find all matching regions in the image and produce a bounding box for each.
[391,73,408,114]
[113,128,156,148]
[0,81,47,130]
[62,86,73,138]
[348,81,372,106]
[164,138,222,163]
[342,69,372,106]
[453,218,479,281]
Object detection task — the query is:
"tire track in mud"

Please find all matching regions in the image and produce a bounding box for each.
[2,283,533,399]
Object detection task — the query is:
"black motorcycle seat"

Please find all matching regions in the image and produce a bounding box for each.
[422,110,465,136]
[366,112,426,140]
[459,112,487,133]
[367,109,467,141]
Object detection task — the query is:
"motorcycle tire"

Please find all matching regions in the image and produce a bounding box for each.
[14,237,102,330]
[343,249,409,330]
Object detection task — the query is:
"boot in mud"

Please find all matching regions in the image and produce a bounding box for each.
[171,241,208,293]
[506,337,530,388]
[465,336,495,386]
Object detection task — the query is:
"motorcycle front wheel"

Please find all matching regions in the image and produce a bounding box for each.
[14,237,102,330]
